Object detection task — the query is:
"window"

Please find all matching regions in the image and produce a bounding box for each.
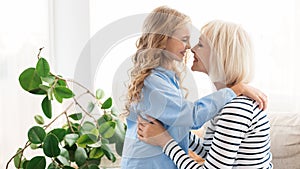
[0,0,49,168]
[90,0,300,114]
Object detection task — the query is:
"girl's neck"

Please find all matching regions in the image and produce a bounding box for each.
[213,82,228,90]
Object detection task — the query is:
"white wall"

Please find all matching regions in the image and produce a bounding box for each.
[1,0,300,168]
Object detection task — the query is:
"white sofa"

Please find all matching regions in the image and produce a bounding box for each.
[267,112,300,169]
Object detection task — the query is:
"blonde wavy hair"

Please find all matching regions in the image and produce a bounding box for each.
[125,6,191,114]
[201,20,254,87]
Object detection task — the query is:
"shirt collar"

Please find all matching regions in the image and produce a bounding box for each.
[154,66,178,80]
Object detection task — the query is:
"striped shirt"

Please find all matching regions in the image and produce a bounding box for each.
[163,96,273,169]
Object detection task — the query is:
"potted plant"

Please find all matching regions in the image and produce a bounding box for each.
[6,48,126,169]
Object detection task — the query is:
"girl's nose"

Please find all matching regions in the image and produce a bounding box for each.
[186,41,191,49]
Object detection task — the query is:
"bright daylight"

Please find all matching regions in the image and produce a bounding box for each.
[0,0,299,169]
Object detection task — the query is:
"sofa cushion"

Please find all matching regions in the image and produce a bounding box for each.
[268,112,300,169]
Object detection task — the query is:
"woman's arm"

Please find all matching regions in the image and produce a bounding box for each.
[189,132,208,159]
[164,139,203,169]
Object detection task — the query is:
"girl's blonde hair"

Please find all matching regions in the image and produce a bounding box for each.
[125,6,191,114]
[201,20,254,87]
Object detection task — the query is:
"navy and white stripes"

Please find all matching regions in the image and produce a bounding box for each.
[163,96,273,169]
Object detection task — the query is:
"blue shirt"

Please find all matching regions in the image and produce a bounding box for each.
[121,67,236,169]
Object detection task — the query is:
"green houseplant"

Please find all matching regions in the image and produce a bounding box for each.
[6,48,126,169]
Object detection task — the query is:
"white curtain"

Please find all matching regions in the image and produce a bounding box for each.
[0,0,50,168]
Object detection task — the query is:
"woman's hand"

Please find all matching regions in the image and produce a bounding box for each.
[137,116,172,148]
[231,83,268,110]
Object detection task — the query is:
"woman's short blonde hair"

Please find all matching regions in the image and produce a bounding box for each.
[201,20,254,86]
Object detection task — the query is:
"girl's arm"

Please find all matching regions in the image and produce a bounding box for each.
[142,75,267,129]
[137,116,203,169]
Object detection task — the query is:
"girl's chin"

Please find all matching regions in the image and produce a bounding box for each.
[191,66,207,73]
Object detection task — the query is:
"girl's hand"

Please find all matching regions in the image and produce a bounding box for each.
[231,83,268,110]
[137,116,172,148]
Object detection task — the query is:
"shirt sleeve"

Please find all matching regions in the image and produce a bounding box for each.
[189,132,208,159]
[163,139,204,169]
[142,74,236,128]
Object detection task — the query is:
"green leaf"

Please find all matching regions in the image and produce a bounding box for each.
[81,121,96,132]
[86,159,100,166]
[54,86,74,99]
[111,106,119,116]
[28,126,46,144]
[13,148,23,168]
[29,88,47,95]
[57,79,67,87]
[49,128,66,142]
[30,143,40,149]
[95,89,105,100]
[43,133,60,157]
[39,84,50,92]
[64,133,79,147]
[53,89,63,103]
[23,160,29,169]
[34,115,44,125]
[103,114,113,121]
[36,57,50,77]
[99,121,116,139]
[26,156,46,169]
[108,119,126,156]
[69,113,82,120]
[88,164,100,169]
[64,144,77,162]
[75,147,87,167]
[60,147,70,160]
[57,155,69,166]
[89,147,104,159]
[77,134,97,148]
[19,68,43,93]
[47,88,54,100]
[80,122,99,137]
[41,75,55,84]
[101,144,116,162]
[42,96,52,118]
[87,102,95,113]
[101,97,112,109]
[97,114,112,126]
[88,140,102,148]
[101,138,109,144]
[47,163,60,169]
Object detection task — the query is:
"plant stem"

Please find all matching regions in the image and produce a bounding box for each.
[6,141,31,169]
[64,111,74,133]
[73,96,98,125]
[37,47,44,59]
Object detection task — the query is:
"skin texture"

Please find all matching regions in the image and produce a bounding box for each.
[165,26,191,63]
